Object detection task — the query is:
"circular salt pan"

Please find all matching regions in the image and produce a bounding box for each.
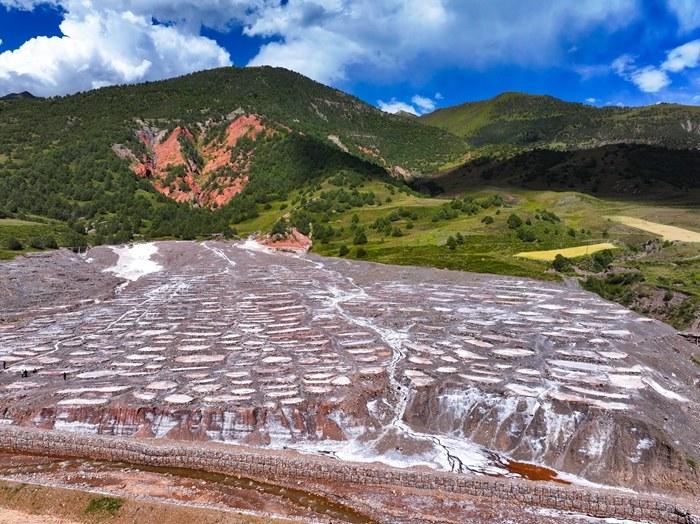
[76,370,116,379]
[178,345,210,352]
[164,394,193,404]
[408,356,432,365]
[146,380,177,390]
[331,375,351,386]
[133,391,157,401]
[281,397,304,405]
[231,387,257,395]
[493,348,535,357]
[57,398,109,406]
[37,357,62,364]
[175,354,225,364]
[6,381,41,389]
[306,385,332,394]
[404,369,435,387]
[225,371,249,378]
[205,395,251,403]
[262,356,292,364]
[192,384,221,393]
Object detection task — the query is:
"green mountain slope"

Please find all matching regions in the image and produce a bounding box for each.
[0,67,466,243]
[421,92,700,149]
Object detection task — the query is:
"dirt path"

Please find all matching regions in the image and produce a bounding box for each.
[0,508,79,524]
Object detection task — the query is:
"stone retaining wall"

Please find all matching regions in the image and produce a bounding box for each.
[0,426,697,524]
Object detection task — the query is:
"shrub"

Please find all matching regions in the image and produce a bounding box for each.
[355,247,367,258]
[446,235,457,250]
[507,213,523,229]
[592,249,615,271]
[271,218,288,236]
[353,229,367,245]
[338,244,349,256]
[44,236,58,249]
[481,215,494,225]
[552,254,572,272]
[85,496,124,516]
[29,237,44,249]
[517,228,536,242]
[5,237,22,250]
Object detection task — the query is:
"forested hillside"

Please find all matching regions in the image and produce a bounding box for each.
[0,67,466,243]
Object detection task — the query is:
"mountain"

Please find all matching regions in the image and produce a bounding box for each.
[0,67,466,241]
[0,91,36,100]
[421,92,700,149]
[416,143,700,201]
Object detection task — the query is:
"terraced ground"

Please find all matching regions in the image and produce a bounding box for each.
[0,241,698,499]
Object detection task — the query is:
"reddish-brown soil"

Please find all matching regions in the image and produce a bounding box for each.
[126,115,267,208]
[259,228,313,252]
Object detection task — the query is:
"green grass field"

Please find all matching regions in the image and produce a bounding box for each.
[0,217,75,260]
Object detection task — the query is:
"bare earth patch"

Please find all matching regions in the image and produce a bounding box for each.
[514,242,618,261]
[609,216,700,242]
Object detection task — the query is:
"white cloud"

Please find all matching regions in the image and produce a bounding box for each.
[377,98,419,115]
[612,54,635,76]
[0,0,255,96]
[662,39,700,72]
[612,39,700,94]
[246,0,638,85]
[378,93,441,115]
[666,0,700,33]
[0,0,641,95]
[630,67,671,93]
[411,95,436,113]
[585,97,597,104]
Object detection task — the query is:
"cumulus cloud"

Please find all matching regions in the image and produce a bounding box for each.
[411,95,436,113]
[0,0,248,96]
[630,67,671,93]
[0,0,641,95]
[662,39,700,72]
[377,93,440,115]
[666,0,700,33]
[246,0,638,84]
[377,98,420,115]
[613,39,700,93]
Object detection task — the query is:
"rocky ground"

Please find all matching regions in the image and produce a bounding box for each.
[0,240,699,521]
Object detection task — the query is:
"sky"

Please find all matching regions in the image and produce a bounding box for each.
[1,1,700,114]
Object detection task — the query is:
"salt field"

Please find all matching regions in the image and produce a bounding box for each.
[0,240,698,493]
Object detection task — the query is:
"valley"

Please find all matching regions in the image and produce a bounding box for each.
[1,65,700,523]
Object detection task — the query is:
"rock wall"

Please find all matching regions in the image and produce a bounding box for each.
[0,426,697,524]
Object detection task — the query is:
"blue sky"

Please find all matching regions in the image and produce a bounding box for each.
[1,1,700,113]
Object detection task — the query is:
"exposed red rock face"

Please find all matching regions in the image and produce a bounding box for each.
[124,115,267,208]
[260,228,313,253]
